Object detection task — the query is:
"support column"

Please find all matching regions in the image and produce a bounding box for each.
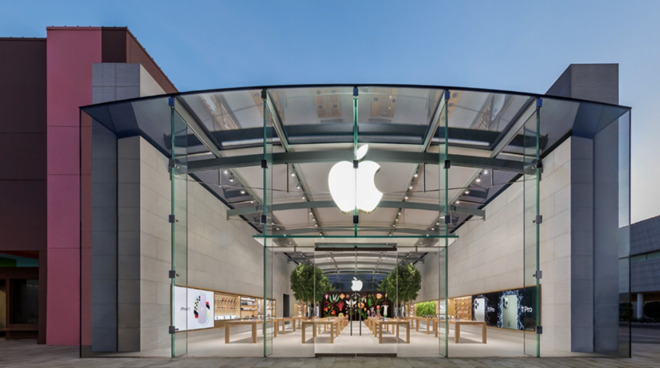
[636,293,644,319]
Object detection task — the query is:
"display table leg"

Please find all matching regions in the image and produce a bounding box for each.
[378,323,383,343]
[225,324,230,344]
[252,323,257,343]
[302,325,306,343]
[396,324,400,340]
[273,321,277,337]
[406,324,410,343]
[455,323,460,343]
[482,324,487,343]
[330,323,335,344]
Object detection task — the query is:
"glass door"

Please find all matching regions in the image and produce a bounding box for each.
[170,100,189,357]
[522,98,541,357]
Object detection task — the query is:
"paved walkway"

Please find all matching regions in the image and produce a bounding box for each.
[0,339,658,367]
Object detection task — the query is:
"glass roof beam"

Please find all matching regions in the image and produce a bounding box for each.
[226,199,485,218]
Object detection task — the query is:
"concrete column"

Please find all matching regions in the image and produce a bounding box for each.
[637,293,644,319]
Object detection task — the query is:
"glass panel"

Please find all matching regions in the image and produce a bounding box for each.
[438,90,449,357]
[171,103,189,357]
[522,99,540,357]
[9,279,38,324]
[617,111,631,357]
[263,90,274,357]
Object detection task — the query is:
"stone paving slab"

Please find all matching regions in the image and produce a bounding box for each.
[0,339,658,368]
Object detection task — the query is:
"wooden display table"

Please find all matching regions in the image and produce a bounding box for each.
[371,319,410,343]
[292,316,309,329]
[224,320,263,343]
[301,317,345,344]
[273,317,295,336]
[436,320,486,343]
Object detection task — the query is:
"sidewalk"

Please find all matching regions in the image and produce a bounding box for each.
[0,339,657,368]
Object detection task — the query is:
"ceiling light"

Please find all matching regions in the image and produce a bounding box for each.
[309,210,313,215]
[291,172,296,177]
[223,169,229,175]
[398,212,401,216]
[431,227,435,231]
[240,190,246,195]
[465,190,470,195]
[250,200,255,204]
[314,224,318,227]
[312,218,316,222]
[392,224,396,227]
[455,200,460,204]
[229,174,235,183]
[436,221,440,225]
[483,169,489,175]
[302,196,306,200]
[404,196,409,200]
[414,172,418,178]
[476,178,481,183]
[408,185,413,190]
[395,218,398,222]
[296,183,301,190]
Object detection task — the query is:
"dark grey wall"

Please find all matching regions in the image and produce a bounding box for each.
[547,64,619,105]
[570,136,595,352]
[91,121,118,352]
[593,120,622,353]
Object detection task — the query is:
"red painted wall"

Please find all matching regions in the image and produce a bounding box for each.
[46,27,102,345]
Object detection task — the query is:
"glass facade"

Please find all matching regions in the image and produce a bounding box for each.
[79,85,631,359]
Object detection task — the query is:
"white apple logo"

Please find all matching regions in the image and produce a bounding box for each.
[328,145,383,213]
[351,277,363,292]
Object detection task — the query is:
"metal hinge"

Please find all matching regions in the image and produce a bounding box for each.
[533,270,543,280]
[444,160,451,169]
[169,325,177,334]
[534,215,542,224]
[169,214,176,223]
[261,159,268,169]
[536,325,543,334]
[168,270,177,279]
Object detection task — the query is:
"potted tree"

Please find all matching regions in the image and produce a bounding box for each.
[378,264,421,317]
[290,264,333,317]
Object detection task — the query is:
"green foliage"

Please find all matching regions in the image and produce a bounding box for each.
[289,263,333,303]
[643,301,660,320]
[416,301,436,317]
[378,264,422,303]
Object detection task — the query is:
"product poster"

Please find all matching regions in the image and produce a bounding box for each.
[473,297,486,322]
[174,286,215,331]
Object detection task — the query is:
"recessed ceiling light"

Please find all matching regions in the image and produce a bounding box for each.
[404,196,409,200]
[408,185,413,190]
[302,196,306,200]
[476,178,481,183]
[223,169,229,175]
[465,190,470,195]
[229,175,235,183]
[395,218,398,222]
[240,190,246,195]
[392,224,396,227]
[296,184,301,190]
[250,200,255,204]
[483,169,489,175]
[291,172,296,177]
[455,200,460,204]
[414,173,418,178]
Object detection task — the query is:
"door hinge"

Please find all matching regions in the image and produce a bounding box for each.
[533,270,542,280]
[169,214,176,223]
[169,270,177,279]
[536,325,543,334]
[534,215,542,224]
[169,325,177,334]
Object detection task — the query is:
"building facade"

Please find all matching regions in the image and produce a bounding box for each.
[1,27,632,359]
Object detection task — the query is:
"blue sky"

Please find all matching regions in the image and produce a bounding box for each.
[2,0,659,222]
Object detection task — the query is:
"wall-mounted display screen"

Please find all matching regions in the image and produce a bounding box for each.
[174,286,215,331]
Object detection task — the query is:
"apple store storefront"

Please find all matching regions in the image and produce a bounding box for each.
[79,85,631,359]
